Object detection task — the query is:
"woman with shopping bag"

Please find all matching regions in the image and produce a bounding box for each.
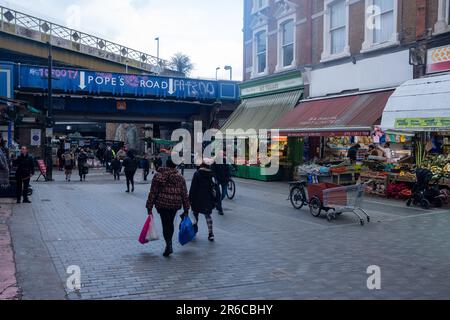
[189,162,216,241]
[146,158,190,257]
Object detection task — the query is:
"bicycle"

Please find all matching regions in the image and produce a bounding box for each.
[226,165,237,200]
[289,181,308,209]
[226,178,236,200]
[288,172,318,210]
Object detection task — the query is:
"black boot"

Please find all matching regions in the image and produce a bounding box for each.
[163,243,173,257]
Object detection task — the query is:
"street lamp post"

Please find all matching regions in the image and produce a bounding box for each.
[45,42,54,181]
[224,65,233,80]
[155,37,160,62]
[215,67,221,81]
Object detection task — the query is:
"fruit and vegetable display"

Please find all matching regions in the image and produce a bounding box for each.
[420,155,450,179]
[386,183,412,199]
[398,171,416,180]
[326,136,372,148]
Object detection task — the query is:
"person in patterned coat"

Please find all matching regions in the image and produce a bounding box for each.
[146,158,190,257]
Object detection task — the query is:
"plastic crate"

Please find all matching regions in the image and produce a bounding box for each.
[307,183,341,202]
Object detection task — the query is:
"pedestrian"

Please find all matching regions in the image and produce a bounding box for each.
[123,150,138,193]
[111,156,122,181]
[57,147,64,171]
[153,155,162,174]
[347,144,361,164]
[379,142,393,162]
[179,157,186,176]
[116,147,127,161]
[77,148,88,181]
[0,141,10,187]
[141,154,150,181]
[63,150,74,182]
[189,162,216,241]
[211,152,231,216]
[146,158,190,257]
[13,146,34,204]
[104,146,115,173]
[368,144,380,157]
[96,146,105,167]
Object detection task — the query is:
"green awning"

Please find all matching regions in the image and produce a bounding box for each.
[221,90,303,133]
[145,138,178,147]
[27,105,41,114]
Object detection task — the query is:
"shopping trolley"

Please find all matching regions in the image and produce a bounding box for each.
[307,182,371,226]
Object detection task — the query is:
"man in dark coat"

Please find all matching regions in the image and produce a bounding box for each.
[123,151,138,193]
[77,148,88,181]
[211,154,231,216]
[111,156,122,181]
[141,155,150,181]
[104,146,115,173]
[14,146,34,204]
[57,147,64,171]
[189,163,216,241]
[153,155,162,174]
[347,144,361,163]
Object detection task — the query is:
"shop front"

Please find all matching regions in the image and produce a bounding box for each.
[221,71,304,181]
[376,73,450,202]
[275,89,395,184]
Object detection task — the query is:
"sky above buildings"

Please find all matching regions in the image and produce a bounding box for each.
[1,0,244,80]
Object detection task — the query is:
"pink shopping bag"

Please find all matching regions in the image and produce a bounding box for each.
[139,213,159,244]
[139,216,151,244]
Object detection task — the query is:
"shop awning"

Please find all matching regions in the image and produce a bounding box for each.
[275,90,394,137]
[381,74,450,132]
[144,138,177,147]
[221,90,303,133]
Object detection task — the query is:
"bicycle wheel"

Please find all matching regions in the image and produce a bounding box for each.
[226,179,236,200]
[309,197,322,217]
[290,187,305,210]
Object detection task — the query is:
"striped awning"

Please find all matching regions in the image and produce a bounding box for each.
[221,90,303,133]
[275,90,394,136]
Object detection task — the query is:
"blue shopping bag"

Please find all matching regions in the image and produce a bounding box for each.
[179,216,196,246]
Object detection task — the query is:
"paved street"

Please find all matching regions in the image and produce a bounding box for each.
[6,169,450,300]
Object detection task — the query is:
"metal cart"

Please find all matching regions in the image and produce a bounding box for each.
[307,182,371,226]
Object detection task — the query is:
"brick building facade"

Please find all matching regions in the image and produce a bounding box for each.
[242,0,450,96]
[220,0,450,172]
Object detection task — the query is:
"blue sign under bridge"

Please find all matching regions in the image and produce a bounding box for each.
[0,62,14,146]
[15,64,240,102]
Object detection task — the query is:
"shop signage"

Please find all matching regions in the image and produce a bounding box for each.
[395,117,450,129]
[240,72,303,99]
[30,129,41,146]
[19,66,225,101]
[36,160,48,182]
[37,160,47,175]
[0,64,13,98]
[282,131,371,138]
[46,128,53,138]
[427,44,450,74]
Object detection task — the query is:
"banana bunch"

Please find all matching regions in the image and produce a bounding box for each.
[429,166,444,175]
[399,171,416,179]
[445,163,450,173]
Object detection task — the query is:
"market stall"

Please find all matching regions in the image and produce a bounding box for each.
[275,89,395,184]
[362,73,450,202]
[221,71,304,181]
